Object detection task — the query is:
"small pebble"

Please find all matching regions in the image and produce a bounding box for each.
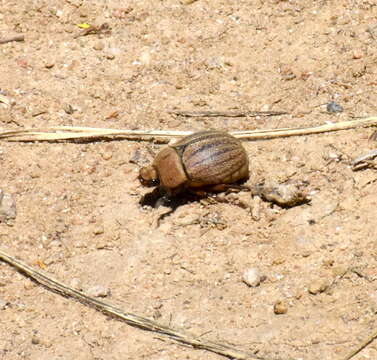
[63,103,75,114]
[70,278,83,291]
[44,61,55,69]
[29,165,42,178]
[323,258,335,267]
[95,237,110,249]
[352,50,363,59]
[332,266,347,277]
[139,50,151,66]
[129,149,143,165]
[48,240,61,248]
[279,64,296,80]
[308,279,329,295]
[326,101,343,113]
[273,300,288,315]
[101,151,112,160]
[242,268,263,287]
[66,0,82,8]
[272,257,285,265]
[93,41,104,51]
[105,50,115,60]
[0,107,12,123]
[93,225,104,235]
[87,285,110,297]
[0,298,7,310]
[0,190,16,222]
[251,195,261,221]
[31,336,40,345]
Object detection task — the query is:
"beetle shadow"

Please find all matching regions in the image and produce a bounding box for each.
[139,184,254,224]
[139,188,202,222]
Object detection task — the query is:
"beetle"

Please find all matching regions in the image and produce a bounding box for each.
[138,130,250,196]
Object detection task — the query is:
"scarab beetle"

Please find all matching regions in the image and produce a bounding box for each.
[138,130,249,196]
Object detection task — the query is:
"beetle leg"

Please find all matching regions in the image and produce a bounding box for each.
[223,184,251,193]
[186,183,252,198]
[154,208,175,227]
[204,183,251,194]
[187,188,208,197]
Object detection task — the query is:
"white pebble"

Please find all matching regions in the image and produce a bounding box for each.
[87,285,110,298]
[70,278,83,291]
[0,190,16,222]
[242,268,262,287]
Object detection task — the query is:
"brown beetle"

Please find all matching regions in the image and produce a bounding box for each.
[139,130,249,196]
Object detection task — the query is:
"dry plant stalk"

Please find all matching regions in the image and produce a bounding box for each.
[168,110,287,117]
[0,249,264,360]
[341,329,377,360]
[0,117,376,142]
[0,34,24,44]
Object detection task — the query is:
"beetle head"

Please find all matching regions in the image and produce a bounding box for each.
[138,165,160,187]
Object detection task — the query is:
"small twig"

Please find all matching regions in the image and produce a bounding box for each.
[0,248,265,360]
[351,149,377,170]
[168,110,287,118]
[341,329,377,360]
[0,35,24,44]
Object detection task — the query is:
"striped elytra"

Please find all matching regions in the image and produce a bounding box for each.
[138,130,249,194]
[173,131,249,186]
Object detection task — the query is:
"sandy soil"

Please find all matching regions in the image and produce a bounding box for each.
[1,1,377,359]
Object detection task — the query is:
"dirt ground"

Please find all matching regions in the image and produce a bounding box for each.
[1,1,377,359]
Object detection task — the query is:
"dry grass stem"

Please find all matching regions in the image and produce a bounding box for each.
[1,117,376,142]
[233,116,377,140]
[0,127,191,142]
[0,34,25,44]
[0,248,266,360]
[341,329,377,360]
[168,110,287,117]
